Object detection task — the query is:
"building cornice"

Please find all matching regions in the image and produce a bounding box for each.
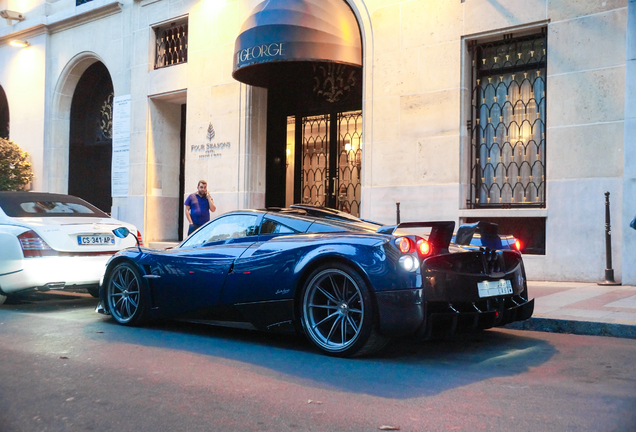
[0,1,122,46]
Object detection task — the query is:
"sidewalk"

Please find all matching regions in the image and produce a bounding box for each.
[505,281,636,339]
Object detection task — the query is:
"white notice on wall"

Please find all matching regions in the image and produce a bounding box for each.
[112,95,131,197]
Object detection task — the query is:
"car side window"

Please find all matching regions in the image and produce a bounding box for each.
[181,215,259,248]
[260,219,296,235]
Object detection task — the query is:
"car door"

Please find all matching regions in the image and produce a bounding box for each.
[146,214,260,316]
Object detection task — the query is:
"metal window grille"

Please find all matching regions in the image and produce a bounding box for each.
[154,22,188,69]
[468,31,547,208]
[337,111,362,217]
[301,115,330,206]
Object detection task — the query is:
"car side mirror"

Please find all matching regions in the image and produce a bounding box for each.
[112,227,141,251]
[113,227,130,239]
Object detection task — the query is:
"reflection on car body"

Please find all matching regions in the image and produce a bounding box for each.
[98,204,533,357]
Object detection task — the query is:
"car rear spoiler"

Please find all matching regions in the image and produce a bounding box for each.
[454,221,503,248]
[376,221,456,253]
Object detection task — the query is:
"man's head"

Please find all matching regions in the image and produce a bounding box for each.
[197,180,207,196]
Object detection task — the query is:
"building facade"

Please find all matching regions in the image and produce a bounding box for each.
[0,0,634,283]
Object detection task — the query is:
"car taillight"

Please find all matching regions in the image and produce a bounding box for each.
[17,230,58,258]
[416,239,432,257]
[136,230,144,247]
[513,238,522,251]
[395,237,413,253]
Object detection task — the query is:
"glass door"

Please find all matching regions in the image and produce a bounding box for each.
[286,110,362,217]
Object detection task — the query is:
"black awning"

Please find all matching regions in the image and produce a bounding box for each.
[232,0,362,88]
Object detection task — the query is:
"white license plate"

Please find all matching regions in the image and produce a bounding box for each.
[77,235,115,245]
[477,279,513,298]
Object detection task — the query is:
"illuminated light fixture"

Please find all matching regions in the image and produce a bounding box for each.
[395,237,412,254]
[10,39,29,47]
[0,9,25,25]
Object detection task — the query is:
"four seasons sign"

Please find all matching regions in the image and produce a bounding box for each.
[190,123,231,159]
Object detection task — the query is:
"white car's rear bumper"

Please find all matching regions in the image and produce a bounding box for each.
[0,255,112,294]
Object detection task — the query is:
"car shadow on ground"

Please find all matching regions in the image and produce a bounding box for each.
[3,292,557,399]
[89,315,557,399]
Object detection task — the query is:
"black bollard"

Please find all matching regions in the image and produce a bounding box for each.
[396,202,401,225]
[598,191,621,286]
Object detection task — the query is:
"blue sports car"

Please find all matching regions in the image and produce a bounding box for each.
[97,205,534,357]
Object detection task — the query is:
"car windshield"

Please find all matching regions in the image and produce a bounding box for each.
[0,193,109,218]
[180,214,259,248]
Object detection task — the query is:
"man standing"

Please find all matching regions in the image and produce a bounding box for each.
[184,180,216,235]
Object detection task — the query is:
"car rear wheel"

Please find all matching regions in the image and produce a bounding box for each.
[300,263,388,357]
[106,262,148,326]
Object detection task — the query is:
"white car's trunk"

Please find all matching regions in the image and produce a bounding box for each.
[11,217,138,252]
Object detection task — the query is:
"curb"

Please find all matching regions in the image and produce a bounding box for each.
[504,317,636,339]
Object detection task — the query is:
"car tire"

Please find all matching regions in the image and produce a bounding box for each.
[300,263,388,357]
[105,262,149,326]
[0,293,6,306]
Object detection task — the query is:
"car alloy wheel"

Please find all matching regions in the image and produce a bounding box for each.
[301,264,387,357]
[106,262,147,325]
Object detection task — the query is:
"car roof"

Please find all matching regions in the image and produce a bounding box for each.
[264,205,383,231]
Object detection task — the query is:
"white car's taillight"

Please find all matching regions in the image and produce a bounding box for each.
[136,230,144,247]
[17,230,58,258]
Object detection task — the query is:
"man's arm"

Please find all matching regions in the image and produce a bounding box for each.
[206,194,216,213]
[185,205,193,224]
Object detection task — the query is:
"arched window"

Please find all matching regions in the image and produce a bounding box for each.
[0,85,9,139]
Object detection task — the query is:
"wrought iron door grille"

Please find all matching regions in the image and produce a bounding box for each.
[154,22,188,69]
[337,111,362,217]
[468,32,547,208]
[301,115,329,206]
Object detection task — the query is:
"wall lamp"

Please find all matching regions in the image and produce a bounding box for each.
[0,10,25,25]
[9,40,30,48]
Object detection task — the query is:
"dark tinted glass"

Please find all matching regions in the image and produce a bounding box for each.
[0,192,108,218]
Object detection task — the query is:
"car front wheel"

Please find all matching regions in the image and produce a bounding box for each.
[105,262,149,326]
[300,263,388,357]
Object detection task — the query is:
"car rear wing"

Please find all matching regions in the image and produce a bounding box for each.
[376,221,456,254]
[454,221,505,249]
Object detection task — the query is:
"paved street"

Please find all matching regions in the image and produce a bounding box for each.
[1,291,635,432]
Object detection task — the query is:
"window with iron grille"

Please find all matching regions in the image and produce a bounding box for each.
[468,31,547,208]
[154,21,188,69]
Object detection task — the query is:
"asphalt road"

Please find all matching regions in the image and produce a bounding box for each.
[0,291,635,432]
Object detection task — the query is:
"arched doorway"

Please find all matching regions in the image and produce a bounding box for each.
[0,85,9,139]
[233,0,363,215]
[68,62,113,213]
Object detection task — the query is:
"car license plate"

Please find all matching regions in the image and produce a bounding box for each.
[77,235,115,245]
[477,279,513,298]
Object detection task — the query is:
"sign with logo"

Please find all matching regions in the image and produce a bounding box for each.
[191,123,231,159]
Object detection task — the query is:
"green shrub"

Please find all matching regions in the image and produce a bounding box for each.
[0,137,34,191]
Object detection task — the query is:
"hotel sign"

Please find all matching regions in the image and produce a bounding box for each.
[191,123,230,159]
[236,42,285,67]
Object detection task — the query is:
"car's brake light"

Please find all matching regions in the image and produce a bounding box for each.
[17,230,58,258]
[513,238,522,251]
[395,237,412,253]
[136,230,144,247]
[416,239,432,257]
